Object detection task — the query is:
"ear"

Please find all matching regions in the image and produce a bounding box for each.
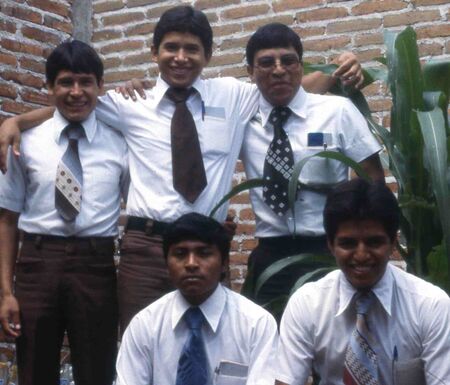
[327,238,334,256]
[98,79,105,94]
[247,65,255,81]
[151,45,158,63]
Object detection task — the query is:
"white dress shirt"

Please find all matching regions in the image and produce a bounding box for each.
[0,110,129,237]
[96,76,258,222]
[116,284,278,385]
[276,263,450,385]
[241,87,382,237]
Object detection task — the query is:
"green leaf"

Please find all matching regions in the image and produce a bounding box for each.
[209,178,264,218]
[290,267,336,294]
[303,63,337,76]
[426,243,449,293]
[423,60,450,104]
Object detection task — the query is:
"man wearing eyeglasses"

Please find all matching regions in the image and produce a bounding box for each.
[240,23,385,306]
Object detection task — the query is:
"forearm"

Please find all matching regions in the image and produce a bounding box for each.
[13,106,54,131]
[0,209,19,296]
[302,71,336,95]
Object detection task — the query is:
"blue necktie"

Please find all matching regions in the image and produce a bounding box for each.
[343,291,379,385]
[55,123,84,221]
[176,307,209,385]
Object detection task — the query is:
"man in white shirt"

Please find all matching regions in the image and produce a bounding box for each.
[0,41,129,385]
[240,23,385,305]
[276,178,450,385]
[116,212,278,385]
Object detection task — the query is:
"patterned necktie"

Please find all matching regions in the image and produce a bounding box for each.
[176,307,209,385]
[262,106,294,216]
[55,123,84,221]
[166,87,207,204]
[343,291,379,385]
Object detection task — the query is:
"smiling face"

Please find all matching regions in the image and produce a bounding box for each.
[248,46,302,107]
[328,219,394,290]
[167,239,226,305]
[48,70,102,123]
[152,31,210,89]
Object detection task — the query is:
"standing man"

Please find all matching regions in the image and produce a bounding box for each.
[0,41,129,385]
[116,212,278,385]
[240,23,385,304]
[275,178,450,385]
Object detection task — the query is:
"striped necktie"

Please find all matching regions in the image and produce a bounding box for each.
[176,307,209,385]
[343,291,379,385]
[55,123,84,221]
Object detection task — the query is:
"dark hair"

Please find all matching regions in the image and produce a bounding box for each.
[324,178,400,243]
[153,5,213,59]
[163,213,230,263]
[45,40,103,87]
[246,22,303,67]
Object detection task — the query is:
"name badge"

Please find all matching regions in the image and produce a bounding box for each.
[307,132,332,147]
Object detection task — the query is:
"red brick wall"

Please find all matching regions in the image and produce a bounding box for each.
[1,0,450,289]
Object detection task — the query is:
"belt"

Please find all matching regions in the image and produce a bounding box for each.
[125,216,170,236]
[23,233,115,251]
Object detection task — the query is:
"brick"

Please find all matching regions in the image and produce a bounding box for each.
[103,57,122,70]
[416,24,450,39]
[446,40,450,55]
[384,10,440,28]
[230,252,250,264]
[219,66,248,79]
[230,192,250,204]
[242,239,258,251]
[0,4,42,24]
[221,4,270,20]
[19,57,46,74]
[220,36,249,52]
[123,52,153,66]
[104,69,147,83]
[20,89,50,106]
[292,26,326,39]
[209,53,244,67]
[195,0,239,9]
[125,22,155,36]
[0,18,16,33]
[229,267,243,281]
[303,36,351,52]
[235,223,256,236]
[418,42,443,57]
[146,5,177,20]
[0,83,18,99]
[368,99,392,113]
[235,161,245,174]
[21,25,62,45]
[93,1,125,13]
[230,240,240,252]
[44,15,72,34]
[27,0,70,18]
[297,7,348,22]
[102,12,145,27]
[1,100,34,114]
[352,0,406,16]
[203,11,218,24]
[355,33,383,47]
[303,55,328,64]
[127,0,160,7]
[1,71,45,89]
[411,0,448,4]
[243,15,293,33]
[100,40,145,55]
[239,208,255,221]
[1,38,44,56]
[92,29,123,42]
[327,18,381,33]
[213,24,242,38]
[0,52,18,67]
[356,48,383,62]
[274,0,324,12]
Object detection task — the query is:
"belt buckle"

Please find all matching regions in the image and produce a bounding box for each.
[144,219,154,236]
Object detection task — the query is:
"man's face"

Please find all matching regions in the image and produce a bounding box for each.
[248,46,302,107]
[167,239,226,305]
[152,31,210,89]
[48,70,102,122]
[328,219,394,290]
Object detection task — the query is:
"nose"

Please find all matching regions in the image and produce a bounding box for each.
[174,49,188,62]
[185,253,199,269]
[70,82,82,96]
[354,242,369,261]
[272,59,286,76]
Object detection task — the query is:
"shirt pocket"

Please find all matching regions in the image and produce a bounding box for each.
[215,375,247,385]
[214,360,248,385]
[201,112,232,155]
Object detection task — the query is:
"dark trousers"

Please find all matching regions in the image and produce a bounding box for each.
[117,230,173,333]
[15,235,118,385]
[247,235,329,305]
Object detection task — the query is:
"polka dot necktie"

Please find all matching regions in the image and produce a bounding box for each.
[176,307,209,385]
[262,106,294,216]
[343,291,380,385]
[55,123,84,221]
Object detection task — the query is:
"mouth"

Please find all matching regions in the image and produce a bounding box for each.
[349,264,373,275]
[182,275,203,283]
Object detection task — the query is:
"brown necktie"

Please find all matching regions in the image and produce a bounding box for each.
[166,87,207,203]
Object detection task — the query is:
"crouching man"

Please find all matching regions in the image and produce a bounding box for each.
[276,178,450,385]
[116,212,278,385]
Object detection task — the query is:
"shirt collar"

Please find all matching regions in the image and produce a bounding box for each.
[53,109,96,144]
[335,263,394,317]
[259,86,308,128]
[172,284,226,333]
[154,75,204,106]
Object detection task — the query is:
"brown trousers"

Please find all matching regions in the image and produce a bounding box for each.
[15,236,118,385]
[117,230,174,334]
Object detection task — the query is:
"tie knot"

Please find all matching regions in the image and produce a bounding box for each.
[355,291,375,315]
[184,307,205,330]
[65,122,84,141]
[269,106,291,128]
[166,87,193,103]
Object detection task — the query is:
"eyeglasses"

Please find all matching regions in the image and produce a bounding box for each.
[254,54,301,71]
